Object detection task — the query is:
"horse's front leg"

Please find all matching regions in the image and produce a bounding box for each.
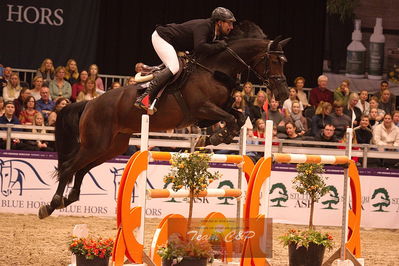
[195,102,239,146]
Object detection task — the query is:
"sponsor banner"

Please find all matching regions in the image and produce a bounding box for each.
[1,151,398,229]
[0,0,100,70]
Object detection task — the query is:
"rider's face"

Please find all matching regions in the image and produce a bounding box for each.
[218,21,233,35]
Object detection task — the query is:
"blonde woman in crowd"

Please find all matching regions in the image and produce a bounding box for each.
[343,92,362,126]
[47,97,70,126]
[76,78,100,102]
[36,58,55,85]
[2,72,22,101]
[31,76,44,100]
[283,87,303,116]
[311,101,333,137]
[293,76,309,107]
[49,66,72,100]
[89,64,104,91]
[125,76,136,86]
[65,59,79,85]
[249,90,267,124]
[232,90,245,113]
[241,81,255,107]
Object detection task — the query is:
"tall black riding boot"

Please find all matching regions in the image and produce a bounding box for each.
[134,68,174,109]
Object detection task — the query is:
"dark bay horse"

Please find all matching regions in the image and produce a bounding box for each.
[38,22,290,219]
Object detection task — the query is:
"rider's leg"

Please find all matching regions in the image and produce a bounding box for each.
[134,31,178,108]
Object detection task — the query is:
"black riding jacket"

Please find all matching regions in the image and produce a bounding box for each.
[155,18,226,56]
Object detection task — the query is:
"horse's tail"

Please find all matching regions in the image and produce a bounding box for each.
[54,101,88,183]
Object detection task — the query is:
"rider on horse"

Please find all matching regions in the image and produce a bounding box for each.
[134,7,236,109]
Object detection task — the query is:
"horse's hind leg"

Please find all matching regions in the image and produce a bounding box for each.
[38,176,70,219]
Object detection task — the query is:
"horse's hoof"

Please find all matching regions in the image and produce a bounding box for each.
[195,136,207,147]
[55,197,67,209]
[38,205,51,219]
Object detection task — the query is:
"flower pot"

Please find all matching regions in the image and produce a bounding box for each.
[76,254,109,266]
[288,243,325,266]
[162,256,208,266]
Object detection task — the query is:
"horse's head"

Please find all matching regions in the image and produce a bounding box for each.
[254,36,290,103]
[227,21,290,102]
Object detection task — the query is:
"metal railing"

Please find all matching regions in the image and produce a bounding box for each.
[1,123,398,168]
[13,68,130,90]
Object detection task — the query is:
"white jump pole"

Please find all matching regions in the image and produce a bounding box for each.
[137,115,149,248]
[259,120,273,217]
[340,128,353,261]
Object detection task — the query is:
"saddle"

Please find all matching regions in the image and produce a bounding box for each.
[135,54,194,119]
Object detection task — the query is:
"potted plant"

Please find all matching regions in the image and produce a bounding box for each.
[157,234,214,266]
[68,235,114,266]
[280,163,334,266]
[159,151,222,265]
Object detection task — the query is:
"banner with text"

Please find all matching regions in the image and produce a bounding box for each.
[0,151,398,229]
[0,0,100,70]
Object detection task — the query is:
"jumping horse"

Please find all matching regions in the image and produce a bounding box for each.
[38,21,290,219]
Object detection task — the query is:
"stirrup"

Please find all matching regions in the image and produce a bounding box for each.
[134,101,147,110]
[147,99,158,115]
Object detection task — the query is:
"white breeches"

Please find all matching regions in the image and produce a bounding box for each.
[152,31,179,75]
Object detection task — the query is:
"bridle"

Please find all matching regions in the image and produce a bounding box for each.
[225,41,287,88]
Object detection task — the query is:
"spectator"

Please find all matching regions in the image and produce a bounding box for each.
[19,96,38,125]
[393,110,399,127]
[283,100,308,136]
[373,113,399,147]
[65,59,79,85]
[263,98,285,129]
[0,66,12,91]
[2,72,22,101]
[253,118,265,144]
[354,115,373,144]
[241,82,256,107]
[24,112,54,152]
[293,76,309,108]
[373,80,395,111]
[0,97,4,116]
[109,81,121,90]
[246,128,261,163]
[356,90,370,114]
[311,101,333,137]
[284,121,303,141]
[48,97,70,126]
[334,79,350,106]
[0,101,32,150]
[379,89,394,115]
[315,124,338,147]
[13,87,31,118]
[248,90,267,124]
[77,78,100,102]
[343,92,362,127]
[331,102,351,140]
[36,58,55,86]
[36,86,55,122]
[368,108,381,129]
[125,76,136,86]
[283,87,303,116]
[309,75,333,107]
[89,64,104,91]
[49,66,72,100]
[232,90,245,113]
[366,96,385,120]
[31,76,44,100]
[71,70,89,102]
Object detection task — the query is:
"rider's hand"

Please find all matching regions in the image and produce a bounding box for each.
[213,40,228,49]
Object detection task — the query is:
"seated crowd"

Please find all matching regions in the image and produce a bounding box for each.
[1,60,399,165]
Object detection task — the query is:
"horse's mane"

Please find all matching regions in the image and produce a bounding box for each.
[228,20,267,42]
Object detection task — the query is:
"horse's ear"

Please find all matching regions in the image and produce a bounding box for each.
[279,37,292,48]
[270,35,282,50]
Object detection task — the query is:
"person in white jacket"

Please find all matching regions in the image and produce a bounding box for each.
[373,113,399,147]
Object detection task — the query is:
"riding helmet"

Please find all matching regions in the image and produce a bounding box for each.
[211,7,236,22]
